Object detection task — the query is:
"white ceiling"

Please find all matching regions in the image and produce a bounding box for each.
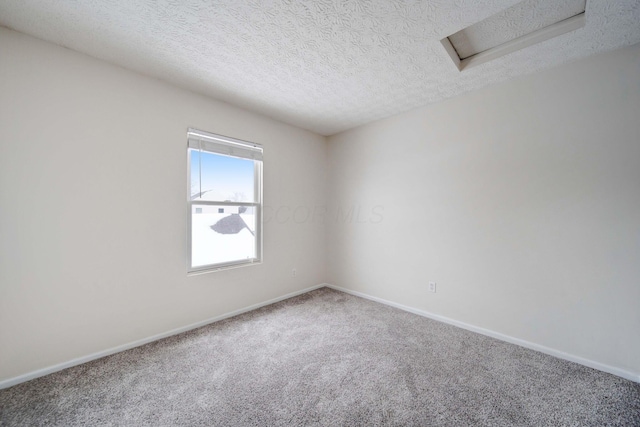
[1,1,639,136]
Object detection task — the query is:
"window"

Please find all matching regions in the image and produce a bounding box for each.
[187,128,263,272]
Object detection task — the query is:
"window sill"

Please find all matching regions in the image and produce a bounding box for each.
[187,259,262,276]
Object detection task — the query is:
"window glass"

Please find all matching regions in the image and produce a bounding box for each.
[190,151,255,202]
[191,204,257,268]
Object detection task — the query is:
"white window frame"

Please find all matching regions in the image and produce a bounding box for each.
[187,128,263,273]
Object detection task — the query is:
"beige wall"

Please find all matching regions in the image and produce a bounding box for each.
[327,44,640,376]
[2,23,639,384]
[0,27,326,382]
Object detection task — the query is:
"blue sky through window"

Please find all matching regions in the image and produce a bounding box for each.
[190,150,255,202]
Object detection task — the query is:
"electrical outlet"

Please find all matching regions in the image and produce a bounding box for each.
[429,282,437,293]
[292,268,297,277]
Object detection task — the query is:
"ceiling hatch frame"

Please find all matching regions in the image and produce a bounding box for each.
[441,2,587,72]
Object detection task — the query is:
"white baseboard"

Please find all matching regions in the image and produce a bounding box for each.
[4,283,637,389]
[0,284,325,390]
[323,283,640,383]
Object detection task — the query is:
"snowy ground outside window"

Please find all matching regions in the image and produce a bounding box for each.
[191,209,256,267]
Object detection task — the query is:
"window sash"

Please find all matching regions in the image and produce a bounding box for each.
[188,202,262,273]
[188,148,262,204]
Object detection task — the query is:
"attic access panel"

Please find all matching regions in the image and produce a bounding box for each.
[441,0,587,71]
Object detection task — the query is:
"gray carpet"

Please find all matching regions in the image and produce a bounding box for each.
[1,287,639,426]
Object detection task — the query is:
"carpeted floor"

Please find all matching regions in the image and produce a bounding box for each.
[1,287,639,426]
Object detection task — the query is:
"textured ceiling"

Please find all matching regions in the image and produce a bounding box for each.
[0,0,639,136]
[448,0,587,59]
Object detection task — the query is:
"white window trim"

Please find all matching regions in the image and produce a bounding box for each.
[186,128,263,274]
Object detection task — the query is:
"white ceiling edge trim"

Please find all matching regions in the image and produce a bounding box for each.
[442,13,586,72]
